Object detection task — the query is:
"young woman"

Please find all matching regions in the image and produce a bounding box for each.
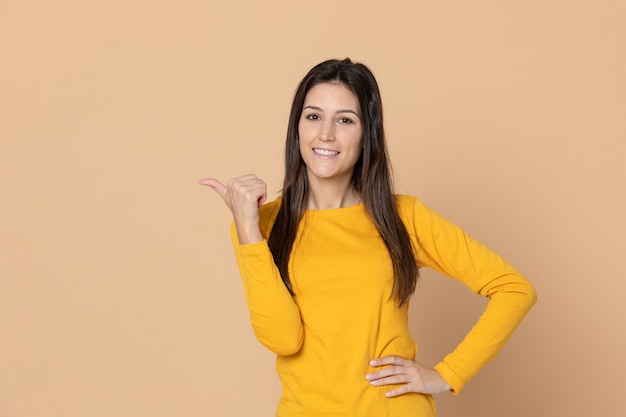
[199,58,536,417]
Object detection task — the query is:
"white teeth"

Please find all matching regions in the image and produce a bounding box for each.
[314,148,339,156]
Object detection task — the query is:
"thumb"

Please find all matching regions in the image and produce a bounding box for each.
[198,178,228,198]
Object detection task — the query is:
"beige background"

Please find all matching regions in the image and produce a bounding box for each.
[1,1,624,416]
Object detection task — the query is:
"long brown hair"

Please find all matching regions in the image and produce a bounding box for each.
[268,58,418,306]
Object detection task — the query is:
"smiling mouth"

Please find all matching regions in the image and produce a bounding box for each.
[313,148,340,156]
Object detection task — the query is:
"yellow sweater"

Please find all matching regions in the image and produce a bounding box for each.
[231,195,536,417]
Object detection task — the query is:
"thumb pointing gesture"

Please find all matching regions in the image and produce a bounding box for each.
[198,175,267,244]
[198,178,228,200]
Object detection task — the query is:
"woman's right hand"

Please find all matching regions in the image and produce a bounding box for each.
[198,174,267,244]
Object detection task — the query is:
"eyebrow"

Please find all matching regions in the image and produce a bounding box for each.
[302,105,361,120]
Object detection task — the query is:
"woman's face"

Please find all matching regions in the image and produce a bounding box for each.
[298,82,363,186]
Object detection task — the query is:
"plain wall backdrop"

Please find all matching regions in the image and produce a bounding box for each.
[1,1,624,416]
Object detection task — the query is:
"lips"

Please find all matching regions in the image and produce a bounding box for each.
[313,148,340,156]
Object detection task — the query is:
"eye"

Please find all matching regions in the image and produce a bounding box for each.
[305,113,320,121]
[338,117,354,124]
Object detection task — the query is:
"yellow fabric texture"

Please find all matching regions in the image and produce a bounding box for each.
[231,195,536,417]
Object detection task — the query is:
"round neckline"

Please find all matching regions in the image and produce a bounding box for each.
[303,202,366,217]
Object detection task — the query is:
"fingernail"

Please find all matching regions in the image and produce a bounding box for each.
[365,374,372,380]
[369,360,377,366]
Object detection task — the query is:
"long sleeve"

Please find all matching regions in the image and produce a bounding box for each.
[230,212,304,356]
[406,197,537,393]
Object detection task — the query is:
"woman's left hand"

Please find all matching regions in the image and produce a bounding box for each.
[366,356,451,397]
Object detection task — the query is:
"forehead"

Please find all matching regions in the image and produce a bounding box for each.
[303,82,360,111]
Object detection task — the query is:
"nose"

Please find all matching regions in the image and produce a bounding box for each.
[319,120,336,142]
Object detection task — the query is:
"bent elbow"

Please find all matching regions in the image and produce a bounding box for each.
[514,283,538,313]
[489,280,538,315]
[268,337,303,356]
[256,327,304,356]
[515,279,538,309]
[527,284,538,307]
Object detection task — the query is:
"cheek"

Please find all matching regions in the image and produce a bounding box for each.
[353,133,364,152]
[298,121,313,140]
[298,132,308,160]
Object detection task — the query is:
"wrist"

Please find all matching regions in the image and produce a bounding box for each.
[432,367,452,393]
[235,223,263,244]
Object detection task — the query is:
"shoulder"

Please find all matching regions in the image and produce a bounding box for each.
[394,194,418,228]
[394,194,435,211]
[259,196,282,218]
[394,194,418,208]
[393,194,437,230]
[258,197,282,235]
[393,194,424,216]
